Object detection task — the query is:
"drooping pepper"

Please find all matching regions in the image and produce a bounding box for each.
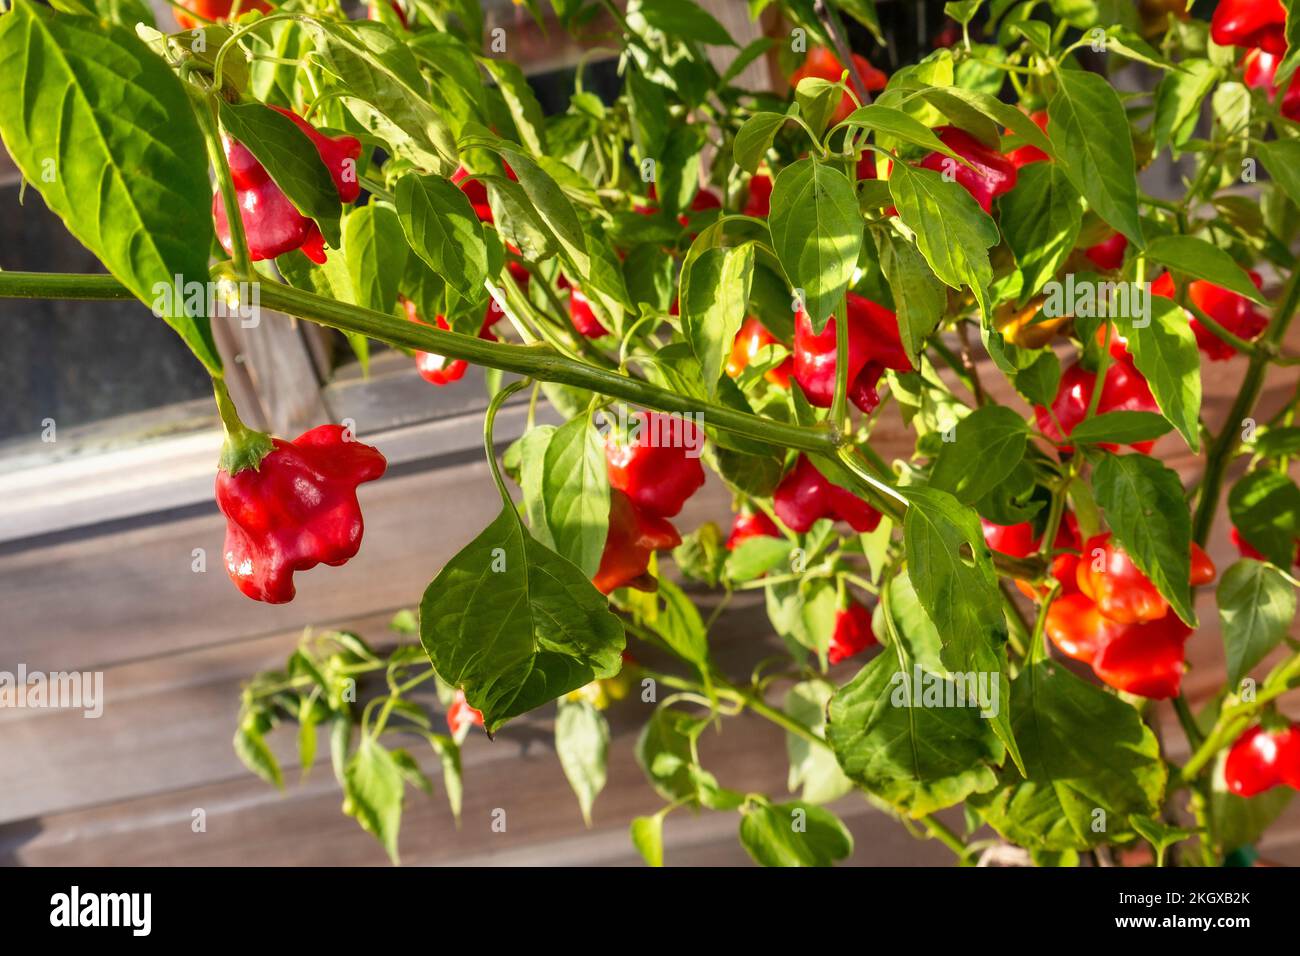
[1076,531,1216,625]
[789,45,888,124]
[1151,270,1269,361]
[774,455,881,533]
[213,106,362,264]
[917,126,1018,213]
[829,601,878,664]
[215,424,388,604]
[727,317,793,387]
[1223,723,1300,796]
[1244,48,1300,121]
[174,0,271,30]
[447,689,484,738]
[592,489,682,594]
[1044,592,1193,699]
[606,412,706,519]
[982,512,1081,599]
[1083,231,1129,271]
[744,173,773,218]
[569,286,610,338]
[792,292,911,414]
[725,508,781,550]
[1004,110,1050,168]
[403,298,498,386]
[1211,0,1288,55]
[1034,348,1160,453]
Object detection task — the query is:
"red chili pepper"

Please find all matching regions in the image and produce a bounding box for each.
[1231,525,1300,565]
[174,0,271,30]
[917,126,1018,213]
[1083,231,1129,271]
[1076,531,1216,625]
[744,173,773,218]
[1034,349,1160,454]
[789,46,888,124]
[829,601,878,664]
[1005,110,1050,168]
[773,455,881,533]
[1244,48,1300,121]
[727,317,793,387]
[634,184,720,227]
[447,689,484,737]
[592,489,682,594]
[606,412,706,519]
[213,107,361,264]
[215,424,387,603]
[451,162,517,224]
[569,286,610,338]
[403,299,498,386]
[1224,723,1300,796]
[1211,0,1288,55]
[1045,592,1192,699]
[792,292,911,414]
[725,508,781,550]
[857,152,877,180]
[1151,270,1268,361]
[983,513,1082,599]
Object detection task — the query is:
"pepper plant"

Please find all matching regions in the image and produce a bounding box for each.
[3,0,1300,867]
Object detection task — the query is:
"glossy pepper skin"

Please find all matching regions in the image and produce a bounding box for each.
[213,107,361,264]
[982,512,1081,599]
[774,455,881,533]
[1224,723,1300,796]
[727,317,793,387]
[829,602,878,664]
[1045,592,1192,699]
[403,299,498,386]
[216,425,387,604]
[175,0,271,30]
[1076,531,1216,625]
[918,126,1018,213]
[1084,231,1129,271]
[1244,48,1300,121]
[1211,0,1288,55]
[1034,349,1160,454]
[792,292,911,414]
[726,509,781,550]
[789,46,888,124]
[447,689,484,739]
[743,173,773,218]
[606,412,706,519]
[1004,110,1050,168]
[569,286,609,338]
[592,489,682,594]
[1151,270,1268,361]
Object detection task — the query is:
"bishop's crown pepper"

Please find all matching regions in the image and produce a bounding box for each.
[829,601,878,665]
[1211,0,1288,55]
[403,298,499,387]
[726,508,781,550]
[792,292,911,415]
[606,412,706,519]
[216,424,387,604]
[727,317,793,387]
[917,126,1018,213]
[1223,722,1300,796]
[774,455,881,533]
[1035,343,1160,454]
[1076,531,1216,625]
[213,106,362,264]
[1151,270,1269,361]
[174,0,271,30]
[592,489,681,594]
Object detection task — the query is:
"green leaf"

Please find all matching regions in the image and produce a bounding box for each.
[999,163,1084,300]
[1152,59,1221,154]
[497,146,590,275]
[785,681,853,805]
[682,242,755,394]
[343,736,405,864]
[733,110,787,175]
[738,800,853,867]
[1212,765,1295,852]
[916,85,1057,160]
[929,404,1030,505]
[626,67,669,161]
[555,698,609,826]
[630,814,665,866]
[873,229,945,364]
[639,0,735,45]
[769,158,863,329]
[840,104,964,158]
[0,0,220,371]
[1218,559,1297,687]
[428,733,463,822]
[541,416,610,579]
[419,508,625,734]
[888,163,999,318]
[1259,139,1300,208]
[1228,470,1300,569]
[1013,350,1062,407]
[827,648,1004,816]
[636,706,714,804]
[395,173,488,298]
[652,578,711,665]
[234,723,284,789]
[486,175,556,263]
[968,662,1166,852]
[344,201,408,323]
[478,56,547,155]
[725,535,795,582]
[1112,295,1202,451]
[1129,815,1195,866]
[1048,68,1143,245]
[1145,235,1268,304]
[1092,452,1195,626]
[1067,411,1174,447]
